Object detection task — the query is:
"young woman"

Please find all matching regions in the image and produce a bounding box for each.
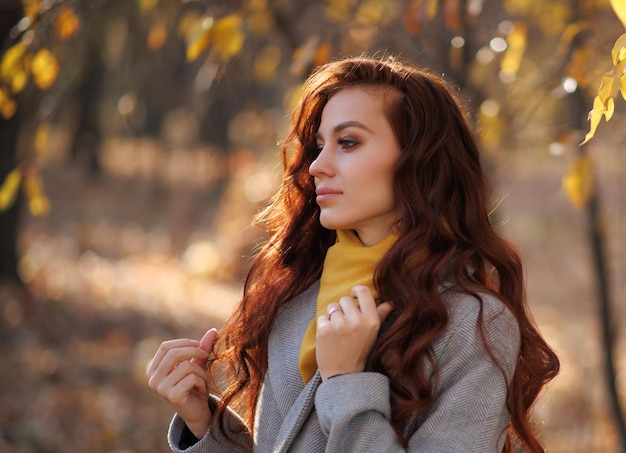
[147,56,559,452]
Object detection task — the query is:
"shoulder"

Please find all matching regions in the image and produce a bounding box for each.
[435,289,521,370]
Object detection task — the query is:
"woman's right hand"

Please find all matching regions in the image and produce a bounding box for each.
[147,328,218,439]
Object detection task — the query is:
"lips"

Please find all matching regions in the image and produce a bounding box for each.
[315,187,341,203]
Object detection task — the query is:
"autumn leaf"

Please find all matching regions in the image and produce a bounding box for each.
[0,88,17,119]
[501,23,527,77]
[23,0,41,20]
[137,0,158,13]
[325,0,357,22]
[313,42,334,67]
[31,48,60,90]
[611,0,626,31]
[562,153,594,209]
[23,169,50,217]
[55,7,80,41]
[147,20,168,51]
[581,33,626,144]
[443,0,460,30]
[213,15,245,60]
[253,46,281,84]
[35,123,50,158]
[185,16,213,62]
[403,0,438,34]
[1,42,26,82]
[0,168,22,211]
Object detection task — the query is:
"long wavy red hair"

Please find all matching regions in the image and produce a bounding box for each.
[210,56,559,451]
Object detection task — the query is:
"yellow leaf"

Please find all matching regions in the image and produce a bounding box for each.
[1,98,16,119]
[0,168,22,211]
[501,23,527,75]
[247,10,273,35]
[185,16,213,62]
[562,154,594,209]
[611,33,626,66]
[35,123,50,158]
[31,48,59,90]
[356,0,386,25]
[611,0,626,31]
[23,170,50,217]
[213,15,245,60]
[426,0,439,19]
[581,96,609,145]
[620,73,626,101]
[0,88,16,119]
[253,46,281,84]
[1,42,26,81]
[177,11,200,37]
[11,69,28,93]
[137,0,158,13]
[325,0,357,22]
[55,7,80,41]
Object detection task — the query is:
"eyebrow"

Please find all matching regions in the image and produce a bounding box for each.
[315,120,373,139]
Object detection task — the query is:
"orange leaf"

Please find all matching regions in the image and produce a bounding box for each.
[55,7,80,41]
[0,88,16,119]
[147,21,168,50]
[444,0,460,30]
[23,0,41,20]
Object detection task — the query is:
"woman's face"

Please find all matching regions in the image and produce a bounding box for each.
[309,86,402,246]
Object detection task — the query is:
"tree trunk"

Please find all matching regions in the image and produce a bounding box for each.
[0,2,24,285]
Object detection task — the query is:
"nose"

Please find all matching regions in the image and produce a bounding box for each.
[309,145,333,178]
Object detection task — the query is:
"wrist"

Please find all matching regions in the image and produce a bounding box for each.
[187,420,210,440]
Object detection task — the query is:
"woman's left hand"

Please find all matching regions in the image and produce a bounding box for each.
[316,285,394,381]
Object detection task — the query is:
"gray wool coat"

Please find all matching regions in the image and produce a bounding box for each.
[168,278,520,452]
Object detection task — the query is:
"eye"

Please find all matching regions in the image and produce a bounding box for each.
[337,137,358,149]
[314,141,324,154]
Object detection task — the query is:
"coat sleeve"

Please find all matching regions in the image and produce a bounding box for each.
[167,396,253,453]
[314,294,520,453]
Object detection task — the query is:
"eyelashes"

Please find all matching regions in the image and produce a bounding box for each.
[314,136,359,153]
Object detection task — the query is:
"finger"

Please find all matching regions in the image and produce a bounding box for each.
[162,369,209,405]
[154,359,209,397]
[198,328,218,352]
[377,301,394,323]
[351,285,377,317]
[149,346,210,386]
[191,328,218,365]
[338,295,362,319]
[147,338,201,376]
[325,302,343,319]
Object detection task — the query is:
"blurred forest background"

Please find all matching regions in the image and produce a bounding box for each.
[0,0,625,452]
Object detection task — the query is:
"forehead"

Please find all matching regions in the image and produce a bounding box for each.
[319,86,392,124]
